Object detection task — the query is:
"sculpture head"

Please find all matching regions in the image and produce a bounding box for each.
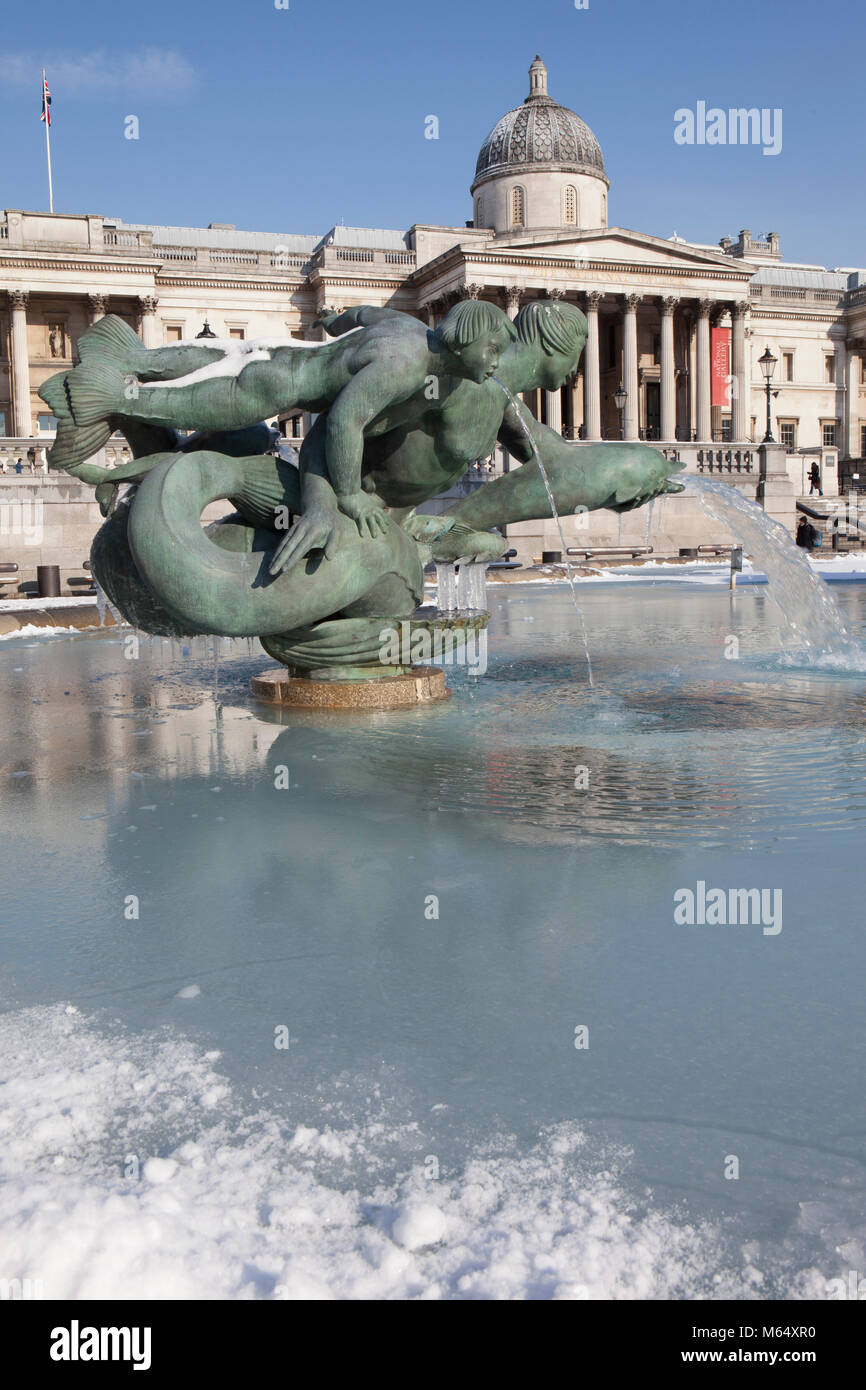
[511,300,587,391]
[433,300,517,384]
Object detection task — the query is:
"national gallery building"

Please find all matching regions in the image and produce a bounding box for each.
[2,55,865,563]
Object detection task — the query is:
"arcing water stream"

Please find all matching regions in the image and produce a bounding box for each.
[492,377,595,686]
[686,476,851,656]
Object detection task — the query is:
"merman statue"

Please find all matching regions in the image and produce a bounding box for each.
[38,299,683,671]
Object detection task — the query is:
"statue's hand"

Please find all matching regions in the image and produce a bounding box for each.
[268,506,341,575]
[338,490,389,539]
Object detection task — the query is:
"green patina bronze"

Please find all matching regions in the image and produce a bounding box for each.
[38,299,684,677]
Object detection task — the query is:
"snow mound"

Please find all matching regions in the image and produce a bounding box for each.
[0,1004,827,1301]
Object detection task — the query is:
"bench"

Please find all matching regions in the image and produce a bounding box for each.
[0,561,20,592]
[566,546,654,561]
[67,559,96,595]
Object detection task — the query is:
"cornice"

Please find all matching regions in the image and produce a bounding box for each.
[0,255,155,275]
[155,274,309,293]
[750,308,845,325]
[471,161,610,193]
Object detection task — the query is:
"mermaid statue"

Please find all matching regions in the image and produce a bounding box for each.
[38,298,684,672]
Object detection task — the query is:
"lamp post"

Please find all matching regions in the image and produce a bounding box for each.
[196,315,217,340]
[613,382,627,441]
[758,345,778,443]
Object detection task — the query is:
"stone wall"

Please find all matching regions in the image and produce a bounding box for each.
[0,475,232,592]
[1,446,797,593]
[0,476,103,590]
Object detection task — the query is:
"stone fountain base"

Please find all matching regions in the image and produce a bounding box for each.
[250,666,449,710]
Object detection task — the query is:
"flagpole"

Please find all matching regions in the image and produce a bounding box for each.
[42,68,54,213]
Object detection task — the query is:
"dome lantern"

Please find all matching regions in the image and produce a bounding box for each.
[528,55,549,101]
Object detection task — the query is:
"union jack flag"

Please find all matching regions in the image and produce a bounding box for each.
[40,79,51,126]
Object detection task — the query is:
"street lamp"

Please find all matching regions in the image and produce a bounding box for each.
[196,315,217,339]
[758,345,778,443]
[613,382,627,440]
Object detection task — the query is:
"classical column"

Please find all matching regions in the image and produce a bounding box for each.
[660,296,678,441]
[847,344,861,459]
[622,293,640,440]
[584,291,602,440]
[9,290,32,437]
[696,299,712,441]
[571,376,584,439]
[504,286,522,320]
[731,301,749,441]
[545,386,562,434]
[87,293,107,324]
[138,295,160,348]
[686,310,697,440]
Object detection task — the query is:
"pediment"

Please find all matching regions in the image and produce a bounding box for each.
[486,226,750,274]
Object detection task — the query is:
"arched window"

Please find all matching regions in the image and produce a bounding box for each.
[563,185,577,225]
[510,186,525,227]
[475,197,483,227]
[601,192,607,224]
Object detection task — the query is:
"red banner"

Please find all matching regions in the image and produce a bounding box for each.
[711,326,731,408]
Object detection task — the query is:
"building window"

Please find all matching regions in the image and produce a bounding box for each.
[37,414,57,434]
[474,197,483,227]
[779,420,797,450]
[825,355,836,384]
[782,352,794,382]
[823,421,837,448]
[510,186,525,227]
[229,327,245,341]
[720,417,732,443]
[563,185,577,225]
[861,424,866,457]
[165,325,183,342]
[601,192,607,223]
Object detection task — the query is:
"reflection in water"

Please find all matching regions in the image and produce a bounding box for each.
[2,584,866,1296]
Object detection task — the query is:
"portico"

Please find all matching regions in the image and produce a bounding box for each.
[411,228,755,444]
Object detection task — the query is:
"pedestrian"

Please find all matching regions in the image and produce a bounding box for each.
[796,516,817,550]
[809,461,823,496]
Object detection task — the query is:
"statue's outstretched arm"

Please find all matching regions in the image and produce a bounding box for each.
[495,398,537,464]
[320,306,409,337]
[444,431,682,530]
[269,416,344,573]
[325,365,415,536]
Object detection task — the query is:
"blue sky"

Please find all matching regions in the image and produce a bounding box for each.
[1,0,862,268]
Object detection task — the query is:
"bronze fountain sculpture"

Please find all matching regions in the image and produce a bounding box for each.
[39,297,683,703]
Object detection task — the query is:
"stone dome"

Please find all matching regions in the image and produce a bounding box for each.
[473,57,607,188]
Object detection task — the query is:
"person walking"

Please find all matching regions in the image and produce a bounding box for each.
[797,516,817,550]
[809,461,823,496]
